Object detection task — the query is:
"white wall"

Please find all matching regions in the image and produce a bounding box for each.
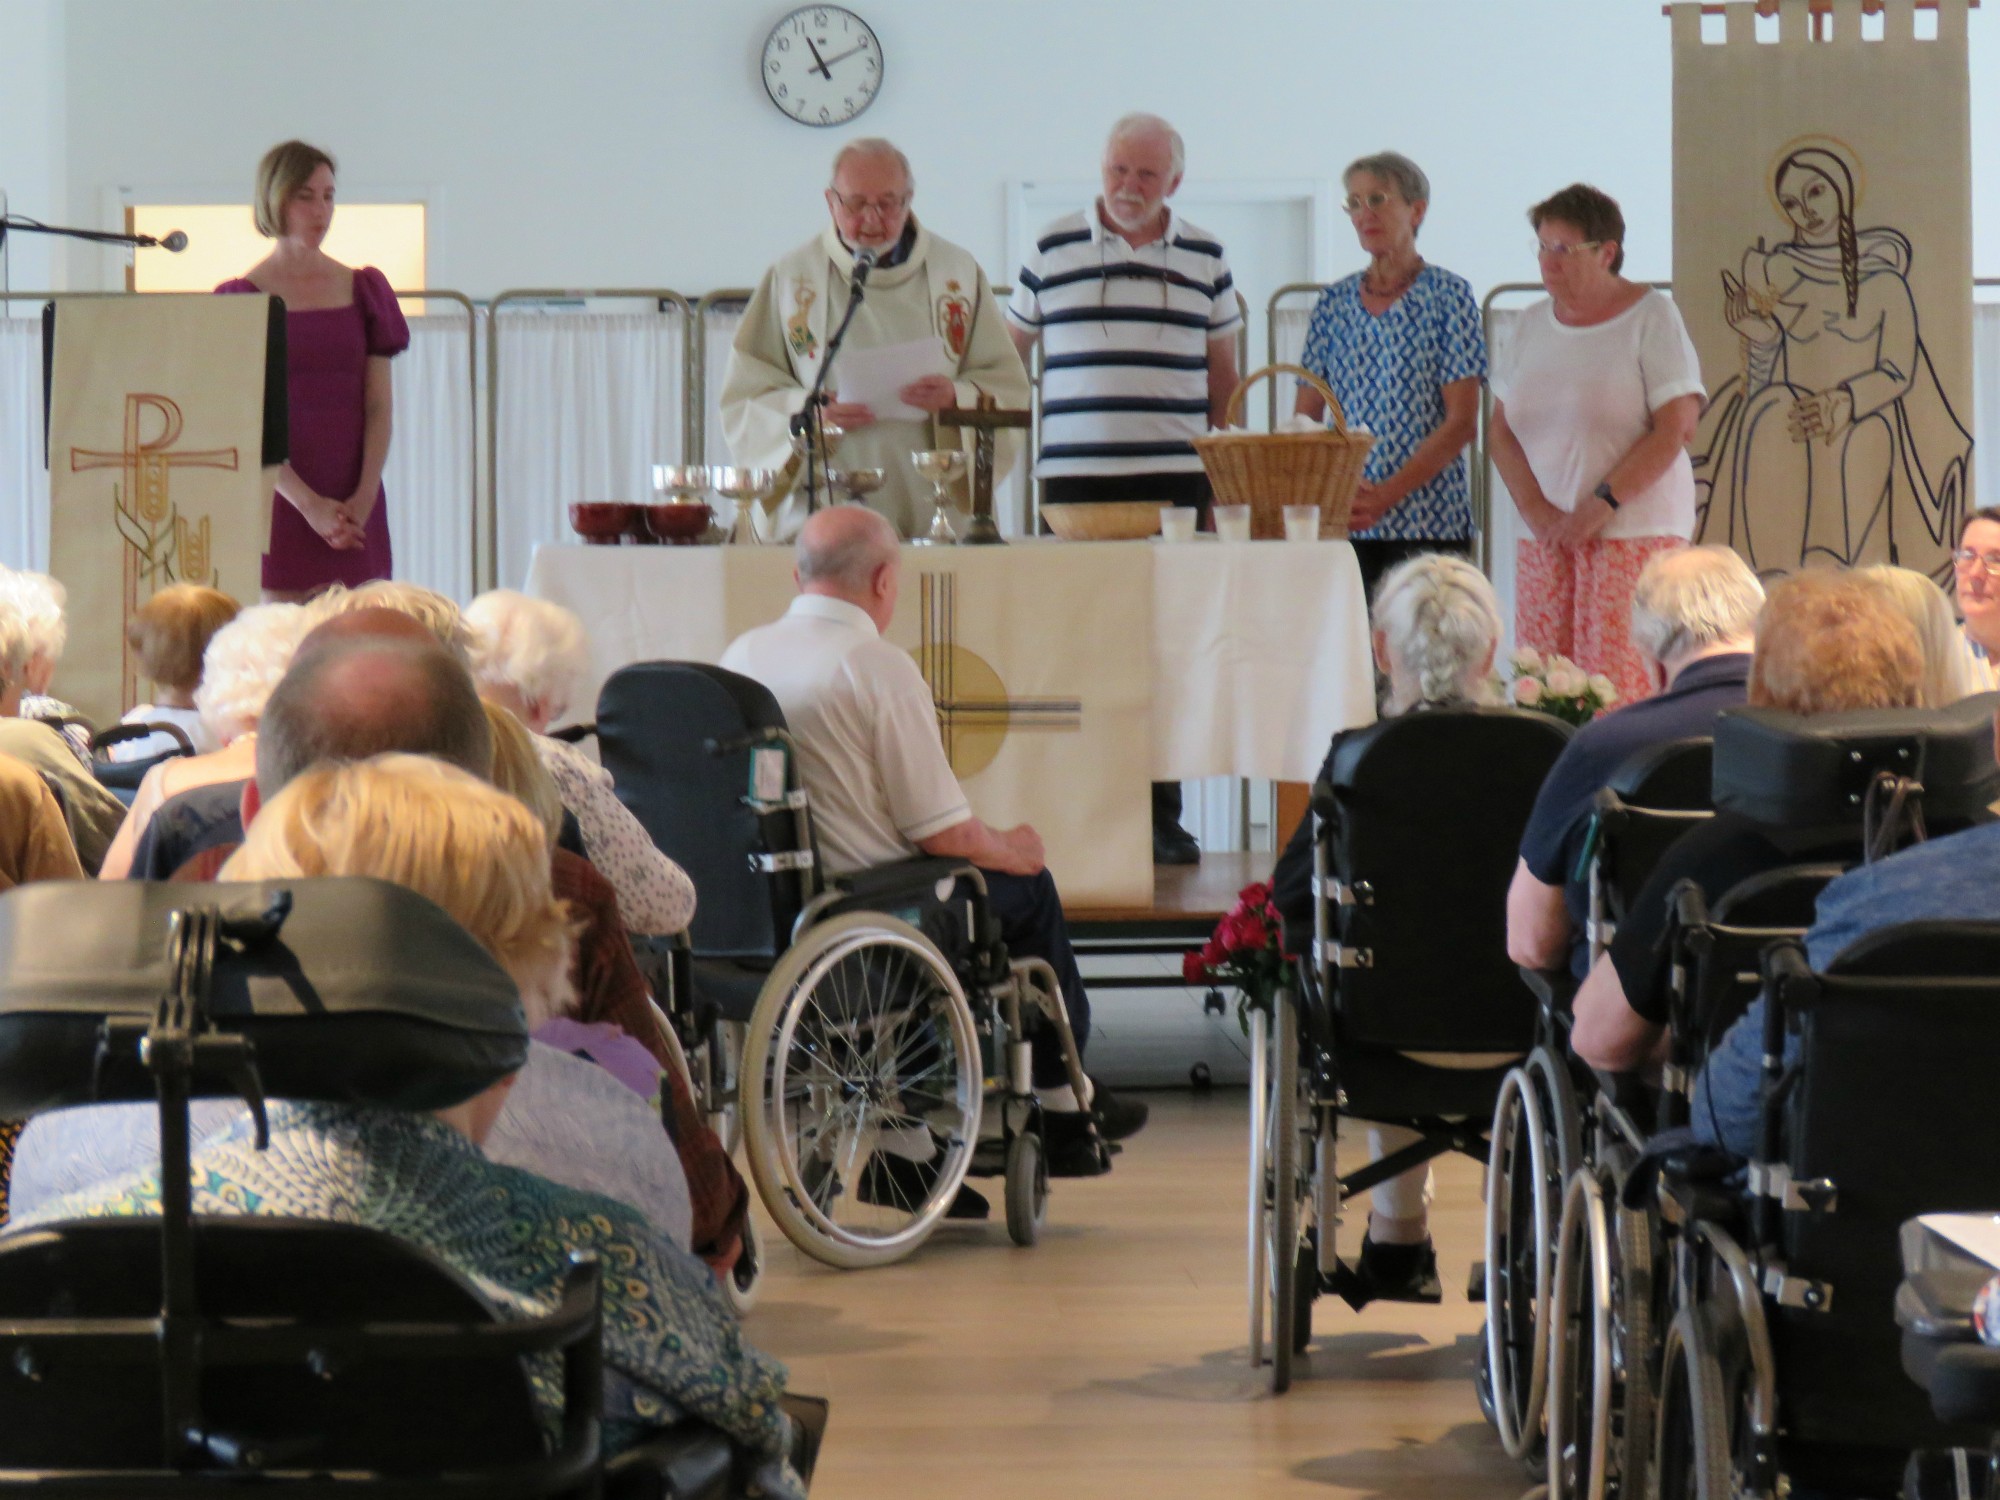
[0,0,68,294]
[1,0,1973,307]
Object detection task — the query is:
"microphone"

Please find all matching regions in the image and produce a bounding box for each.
[160,230,188,253]
[850,245,878,288]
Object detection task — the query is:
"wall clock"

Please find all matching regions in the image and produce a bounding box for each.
[762,7,882,128]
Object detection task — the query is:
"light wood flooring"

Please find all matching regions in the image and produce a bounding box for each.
[742,1090,1530,1499]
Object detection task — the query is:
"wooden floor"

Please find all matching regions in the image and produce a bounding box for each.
[743,1091,1529,1499]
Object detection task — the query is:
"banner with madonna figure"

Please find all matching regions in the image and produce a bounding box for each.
[1672,0,1973,584]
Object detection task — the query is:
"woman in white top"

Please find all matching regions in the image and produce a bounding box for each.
[1489,183,1705,704]
[465,590,696,936]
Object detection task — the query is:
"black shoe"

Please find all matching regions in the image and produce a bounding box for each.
[1042,1110,1111,1178]
[1089,1079,1150,1142]
[1356,1235,1443,1305]
[1153,823,1201,866]
[857,1153,990,1220]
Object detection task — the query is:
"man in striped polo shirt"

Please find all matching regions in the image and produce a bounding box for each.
[1008,113,1241,866]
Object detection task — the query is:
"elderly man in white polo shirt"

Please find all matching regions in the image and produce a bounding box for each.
[1008,113,1241,867]
[721,506,1146,1192]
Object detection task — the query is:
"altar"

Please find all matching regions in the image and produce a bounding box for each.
[526,537,1375,904]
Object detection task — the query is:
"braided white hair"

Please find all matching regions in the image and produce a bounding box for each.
[1371,553,1503,715]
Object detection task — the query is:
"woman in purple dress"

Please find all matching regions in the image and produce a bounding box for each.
[217,141,408,601]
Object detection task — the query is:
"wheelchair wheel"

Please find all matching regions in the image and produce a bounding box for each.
[1484,1065,1559,1466]
[704,1019,746,1157]
[1547,1169,1612,1500]
[723,1212,763,1315]
[1611,1201,1657,1498]
[741,911,982,1270]
[1004,1129,1046,1248]
[1652,1303,1740,1500]
[1266,986,1309,1394]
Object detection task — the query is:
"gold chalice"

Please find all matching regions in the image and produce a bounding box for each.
[908,450,966,546]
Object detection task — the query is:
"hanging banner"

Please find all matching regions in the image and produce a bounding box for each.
[1674,0,1974,582]
[48,294,280,723]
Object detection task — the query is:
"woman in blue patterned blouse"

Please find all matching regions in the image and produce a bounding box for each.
[1295,152,1487,597]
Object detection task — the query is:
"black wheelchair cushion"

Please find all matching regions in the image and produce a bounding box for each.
[689,955,771,1027]
[1334,1045,1519,1124]
[1712,694,2000,828]
[597,662,804,960]
[0,879,526,1117]
[1322,707,1571,1053]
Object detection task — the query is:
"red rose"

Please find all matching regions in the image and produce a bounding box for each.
[1219,910,1268,953]
[1240,881,1272,907]
[1182,950,1209,983]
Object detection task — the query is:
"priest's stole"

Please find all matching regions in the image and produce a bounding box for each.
[48,294,277,724]
[1672,0,1974,584]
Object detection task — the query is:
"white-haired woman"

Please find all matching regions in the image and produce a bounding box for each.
[97,602,312,879]
[465,589,695,936]
[1,571,89,764]
[1295,152,1487,598]
[1268,553,1504,1299]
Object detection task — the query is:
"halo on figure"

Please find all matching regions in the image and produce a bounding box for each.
[1768,134,1865,222]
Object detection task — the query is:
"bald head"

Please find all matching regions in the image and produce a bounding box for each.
[256,636,494,798]
[794,505,902,632]
[296,605,435,656]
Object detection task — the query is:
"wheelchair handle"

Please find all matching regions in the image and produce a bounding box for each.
[705,727,787,757]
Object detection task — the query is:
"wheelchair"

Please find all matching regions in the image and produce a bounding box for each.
[91,720,197,804]
[597,660,1098,1269]
[1897,1209,2000,1499]
[1506,695,2000,1498]
[1250,705,1572,1394]
[0,876,820,1498]
[1484,732,1714,1479]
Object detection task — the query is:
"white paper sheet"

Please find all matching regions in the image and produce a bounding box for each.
[830,336,952,423]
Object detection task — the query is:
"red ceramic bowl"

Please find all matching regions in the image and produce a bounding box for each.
[644,502,713,544]
[570,502,636,545]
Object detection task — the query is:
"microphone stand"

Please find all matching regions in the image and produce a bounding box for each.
[0,214,182,254]
[791,256,872,517]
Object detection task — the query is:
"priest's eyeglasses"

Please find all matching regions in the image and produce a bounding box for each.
[1536,239,1604,260]
[830,190,909,219]
[1342,190,1399,215]
[1952,547,2000,577]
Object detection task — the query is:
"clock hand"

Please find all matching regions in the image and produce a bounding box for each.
[817,41,869,68]
[805,36,834,79]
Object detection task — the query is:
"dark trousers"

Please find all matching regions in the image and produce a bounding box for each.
[1350,536,1474,601]
[982,867,1089,1088]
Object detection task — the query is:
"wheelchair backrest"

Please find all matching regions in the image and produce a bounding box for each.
[1712,694,2000,835]
[1761,923,2000,1452]
[91,722,195,794]
[1589,737,1713,921]
[0,1219,546,1475]
[596,661,807,959]
[1321,707,1571,1052]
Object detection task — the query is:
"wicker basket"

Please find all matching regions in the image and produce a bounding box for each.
[1043,500,1171,541]
[1191,364,1373,539]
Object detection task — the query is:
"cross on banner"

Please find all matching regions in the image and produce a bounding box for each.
[71,391,238,703]
[915,570,1080,778]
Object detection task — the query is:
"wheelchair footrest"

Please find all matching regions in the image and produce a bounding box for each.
[1322,1256,1445,1314]
[1466,1259,1486,1303]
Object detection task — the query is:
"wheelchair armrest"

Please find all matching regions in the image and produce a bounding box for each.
[1518,965,1579,1019]
[1926,1343,2000,1428]
[833,856,973,905]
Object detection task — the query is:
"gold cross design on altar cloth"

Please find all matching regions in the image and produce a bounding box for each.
[914,571,1081,778]
[71,392,238,704]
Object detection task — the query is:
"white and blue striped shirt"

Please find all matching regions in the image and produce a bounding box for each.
[1008,206,1240,479]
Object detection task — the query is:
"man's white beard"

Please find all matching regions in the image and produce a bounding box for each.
[1103,196,1160,234]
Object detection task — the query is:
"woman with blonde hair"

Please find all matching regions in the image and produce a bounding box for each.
[1860,565,1978,709]
[14,756,799,1484]
[217,141,410,601]
[112,584,242,761]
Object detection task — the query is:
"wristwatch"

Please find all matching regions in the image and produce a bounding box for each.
[1593,481,1621,511]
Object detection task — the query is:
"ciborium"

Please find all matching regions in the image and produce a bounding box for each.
[908,450,966,546]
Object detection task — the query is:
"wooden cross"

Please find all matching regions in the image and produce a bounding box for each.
[935,392,1030,546]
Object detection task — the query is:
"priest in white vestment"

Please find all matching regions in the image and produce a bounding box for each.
[721,138,1029,538]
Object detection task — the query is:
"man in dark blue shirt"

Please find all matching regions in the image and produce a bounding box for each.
[1507,546,1763,979]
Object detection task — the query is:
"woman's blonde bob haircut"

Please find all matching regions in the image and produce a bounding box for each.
[254,140,336,239]
[127,585,241,694]
[219,754,577,1026]
[1860,565,1977,709]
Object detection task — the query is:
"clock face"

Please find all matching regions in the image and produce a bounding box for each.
[762,6,882,127]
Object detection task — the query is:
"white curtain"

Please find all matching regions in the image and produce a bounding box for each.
[700,299,747,466]
[384,310,477,602]
[492,305,687,591]
[0,315,51,571]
